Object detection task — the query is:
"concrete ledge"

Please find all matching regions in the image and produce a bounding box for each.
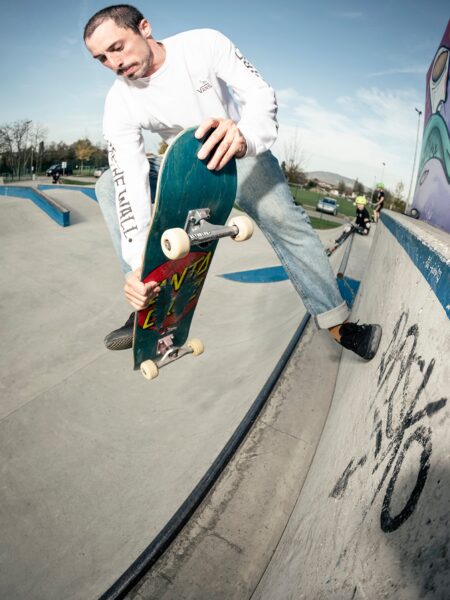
[38,184,97,201]
[381,211,450,319]
[0,185,70,226]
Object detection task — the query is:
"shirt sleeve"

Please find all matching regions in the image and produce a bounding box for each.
[211,30,279,156]
[103,86,151,272]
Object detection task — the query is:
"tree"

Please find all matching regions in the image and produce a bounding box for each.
[89,143,108,166]
[74,138,95,171]
[338,180,346,196]
[352,178,365,196]
[283,130,308,185]
[158,139,168,154]
[0,119,48,177]
[306,178,319,190]
[391,181,406,212]
[28,123,48,174]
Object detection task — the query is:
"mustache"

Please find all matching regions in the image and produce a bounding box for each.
[117,62,138,76]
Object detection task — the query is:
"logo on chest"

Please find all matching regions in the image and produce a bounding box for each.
[196,80,212,94]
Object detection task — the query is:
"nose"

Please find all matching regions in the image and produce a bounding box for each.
[108,53,123,72]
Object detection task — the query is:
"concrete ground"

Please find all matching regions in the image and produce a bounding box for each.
[0,185,349,599]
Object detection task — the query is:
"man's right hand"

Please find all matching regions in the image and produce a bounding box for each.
[124,269,161,310]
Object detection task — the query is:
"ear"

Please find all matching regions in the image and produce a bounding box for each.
[139,19,152,39]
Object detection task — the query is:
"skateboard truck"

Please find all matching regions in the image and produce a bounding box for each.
[140,335,204,380]
[184,208,239,244]
[161,209,254,260]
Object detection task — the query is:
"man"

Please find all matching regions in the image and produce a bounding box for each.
[84,4,382,360]
[373,189,385,223]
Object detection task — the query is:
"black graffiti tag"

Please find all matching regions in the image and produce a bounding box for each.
[330,311,447,532]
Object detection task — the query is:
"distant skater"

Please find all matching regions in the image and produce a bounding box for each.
[373,189,385,223]
[52,169,61,184]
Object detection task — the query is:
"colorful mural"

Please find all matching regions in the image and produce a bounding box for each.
[411,20,450,234]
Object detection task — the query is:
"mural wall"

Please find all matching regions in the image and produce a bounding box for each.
[411,20,450,234]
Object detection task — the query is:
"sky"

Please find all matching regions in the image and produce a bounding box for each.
[1,0,449,193]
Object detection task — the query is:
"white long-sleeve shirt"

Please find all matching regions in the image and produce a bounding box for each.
[103,28,278,271]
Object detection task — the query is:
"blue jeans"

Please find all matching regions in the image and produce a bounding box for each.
[95,151,349,329]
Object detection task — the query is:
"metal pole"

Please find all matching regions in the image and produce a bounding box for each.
[407,107,422,206]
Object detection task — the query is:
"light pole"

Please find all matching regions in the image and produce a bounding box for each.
[380,162,386,184]
[407,107,423,206]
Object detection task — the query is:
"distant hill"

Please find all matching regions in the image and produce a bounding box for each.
[307,171,369,192]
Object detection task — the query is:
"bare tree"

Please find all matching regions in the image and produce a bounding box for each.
[0,119,34,177]
[29,124,48,174]
[282,129,308,185]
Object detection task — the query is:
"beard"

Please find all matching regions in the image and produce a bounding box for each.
[118,50,153,79]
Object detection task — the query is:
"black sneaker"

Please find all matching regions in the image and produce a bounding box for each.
[104,313,135,350]
[339,322,382,360]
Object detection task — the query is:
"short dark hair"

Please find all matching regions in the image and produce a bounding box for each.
[84,4,145,40]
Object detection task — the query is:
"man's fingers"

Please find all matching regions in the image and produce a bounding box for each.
[197,124,227,160]
[144,282,161,297]
[195,118,246,170]
[207,135,234,170]
[207,129,242,170]
[195,118,218,140]
[125,286,148,305]
[216,140,241,170]
[124,277,161,310]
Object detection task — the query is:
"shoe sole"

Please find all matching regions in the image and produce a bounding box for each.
[365,325,382,360]
[104,334,133,351]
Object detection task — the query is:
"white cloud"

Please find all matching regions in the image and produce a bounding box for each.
[272,86,424,190]
[366,66,428,78]
[276,88,300,108]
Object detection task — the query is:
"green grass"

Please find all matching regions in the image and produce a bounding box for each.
[309,216,340,229]
[289,184,373,218]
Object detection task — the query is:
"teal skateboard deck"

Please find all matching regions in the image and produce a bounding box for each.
[133,127,238,377]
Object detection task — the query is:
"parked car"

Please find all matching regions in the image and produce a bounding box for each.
[46,163,73,176]
[94,166,109,177]
[316,197,339,216]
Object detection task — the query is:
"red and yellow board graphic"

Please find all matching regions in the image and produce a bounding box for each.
[137,251,212,331]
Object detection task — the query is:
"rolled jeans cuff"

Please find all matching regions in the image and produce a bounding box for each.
[314,301,349,330]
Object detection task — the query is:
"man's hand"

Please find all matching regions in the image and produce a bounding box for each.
[124,269,160,310]
[195,118,247,170]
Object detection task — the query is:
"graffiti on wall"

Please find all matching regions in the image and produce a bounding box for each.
[330,311,447,533]
[411,20,450,234]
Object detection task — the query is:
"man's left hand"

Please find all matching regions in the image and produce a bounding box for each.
[195,118,247,170]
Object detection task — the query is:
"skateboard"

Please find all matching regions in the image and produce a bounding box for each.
[133,127,253,380]
[325,223,362,256]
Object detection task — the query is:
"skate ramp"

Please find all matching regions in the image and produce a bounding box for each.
[132,211,449,600]
[0,186,345,600]
[253,211,450,600]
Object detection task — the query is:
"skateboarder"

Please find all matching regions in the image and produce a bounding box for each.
[373,189,385,223]
[84,4,382,360]
[354,197,371,235]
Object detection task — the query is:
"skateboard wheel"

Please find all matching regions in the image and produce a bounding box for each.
[187,338,204,356]
[227,216,254,242]
[161,228,190,260]
[140,360,159,380]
